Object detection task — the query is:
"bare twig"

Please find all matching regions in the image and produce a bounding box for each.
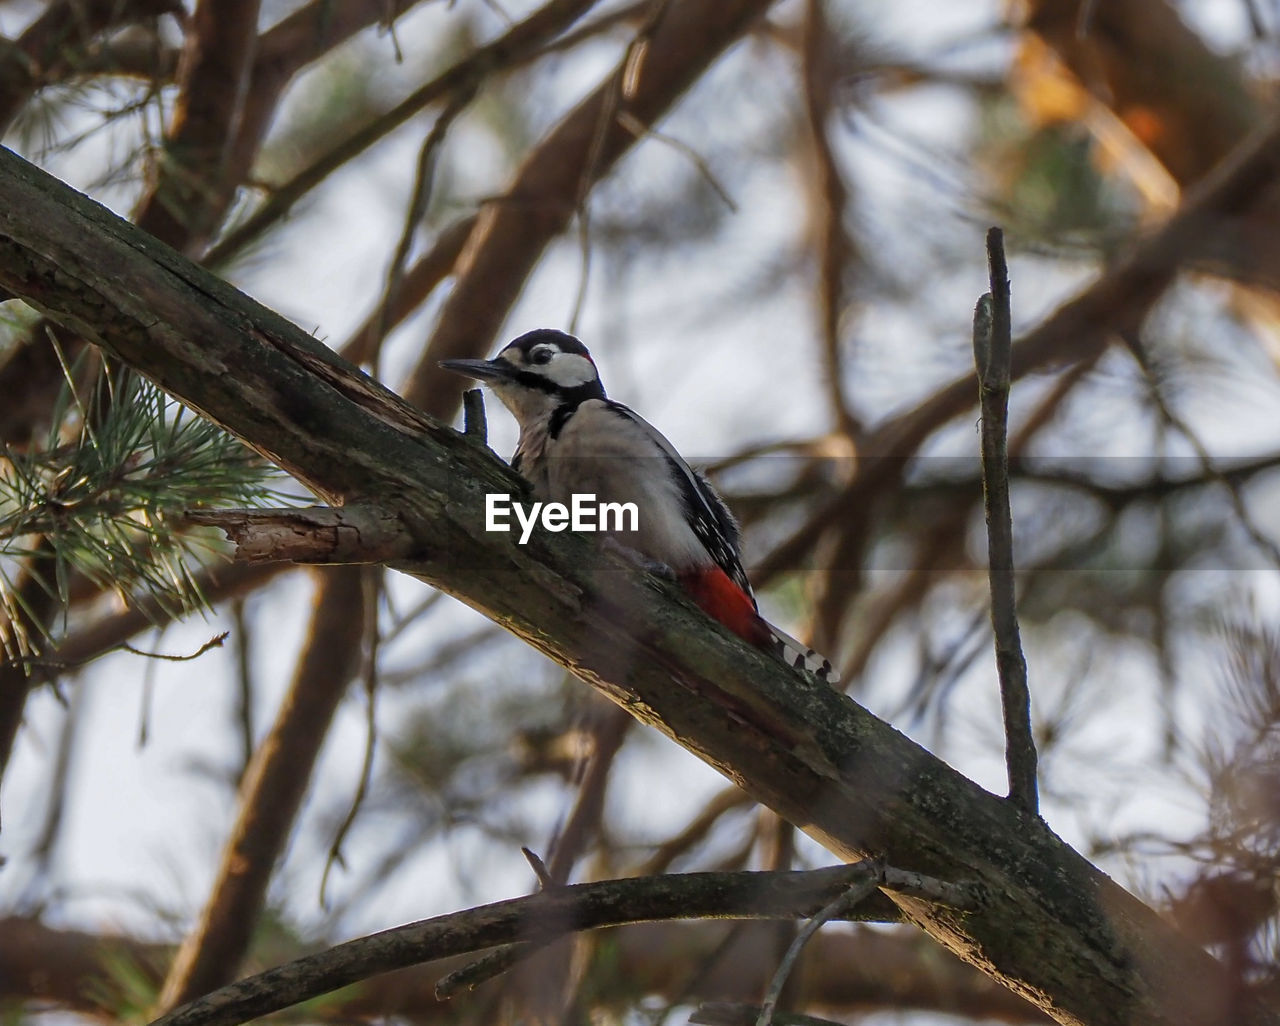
[973,227,1037,816]
[537,1,648,55]
[435,941,540,998]
[746,858,982,1026]
[204,0,599,267]
[545,707,631,883]
[403,0,774,418]
[801,0,860,441]
[0,0,180,133]
[504,707,633,1018]
[753,110,1280,594]
[835,340,1100,688]
[834,354,1107,687]
[522,846,554,888]
[634,786,754,876]
[567,0,674,332]
[121,632,229,661]
[463,388,488,442]
[133,0,262,251]
[342,215,478,366]
[18,676,87,905]
[148,865,904,1026]
[757,811,799,1010]
[228,597,254,784]
[0,3,430,452]
[1121,330,1280,570]
[435,844,557,1000]
[225,1,432,202]
[615,111,737,210]
[44,564,285,674]
[319,569,383,908]
[18,630,229,671]
[371,87,478,364]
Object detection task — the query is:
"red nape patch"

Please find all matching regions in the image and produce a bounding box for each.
[678,567,772,649]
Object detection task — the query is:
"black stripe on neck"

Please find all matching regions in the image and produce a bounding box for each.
[549,400,580,439]
[544,381,606,440]
[510,369,605,401]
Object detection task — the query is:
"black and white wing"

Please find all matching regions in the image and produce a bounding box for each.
[604,401,754,602]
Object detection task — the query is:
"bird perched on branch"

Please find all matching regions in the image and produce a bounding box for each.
[442,329,836,682]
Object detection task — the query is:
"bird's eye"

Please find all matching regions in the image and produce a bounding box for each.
[530,347,555,365]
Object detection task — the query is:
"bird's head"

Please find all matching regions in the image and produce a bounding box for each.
[441,329,606,426]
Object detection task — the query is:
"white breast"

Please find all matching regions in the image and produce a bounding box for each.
[518,400,710,571]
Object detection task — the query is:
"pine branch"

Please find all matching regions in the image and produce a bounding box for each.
[0,369,279,661]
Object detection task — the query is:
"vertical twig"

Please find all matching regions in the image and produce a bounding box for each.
[319,568,383,909]
[544,707,632,884]
[436,940,542,998]
[463,388,488,443]
[973,227,1038,816]
[229,597,254,786]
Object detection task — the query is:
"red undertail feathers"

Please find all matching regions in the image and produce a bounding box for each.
[678,566,837,683]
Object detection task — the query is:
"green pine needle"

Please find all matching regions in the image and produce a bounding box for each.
[0,366,286,665]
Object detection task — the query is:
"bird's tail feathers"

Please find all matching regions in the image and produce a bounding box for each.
[679,565,839,684]
[765,622,839,684]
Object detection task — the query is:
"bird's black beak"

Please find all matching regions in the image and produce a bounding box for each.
[439,357,516,384]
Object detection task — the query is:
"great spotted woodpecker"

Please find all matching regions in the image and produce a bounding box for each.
[442,329,836,682]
